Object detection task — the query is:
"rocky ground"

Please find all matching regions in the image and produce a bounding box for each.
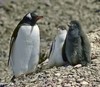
[0,0,100,87]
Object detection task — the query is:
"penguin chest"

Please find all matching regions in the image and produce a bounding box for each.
[15,25,40,61]
[10,25,40,76]
[50,32,67,65]
[66,37,82,64]
[18,25,40,46]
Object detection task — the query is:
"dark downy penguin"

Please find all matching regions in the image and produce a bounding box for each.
[47,26,67,68]
[8,11,43,81]
[64,20,91,66]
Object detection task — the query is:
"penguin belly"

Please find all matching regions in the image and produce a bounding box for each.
[10,24,40,76]
[48,30,67,68]
[66,37,82,65]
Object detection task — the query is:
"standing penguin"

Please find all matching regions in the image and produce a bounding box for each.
[64,20,91,66]
[8,11,43,79]
[47,26,67,68]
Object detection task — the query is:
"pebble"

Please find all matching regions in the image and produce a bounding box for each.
[76,78,84,82]
[55,73,61,77]
[74,64,82,68]
[64,83,71,87]
[44,0,52,6]
[81,81,88,85]
[57,85,62,87]
[1,0,100,87]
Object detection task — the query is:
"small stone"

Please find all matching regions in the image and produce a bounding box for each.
[7,82,15,86]
[57,85,62,87]
[98,84,100,87]
[55,73,61,76]
[71,82,77,86]
[57,79,62,82]
[67,65,73,69]
[81,81,88,85]
[44,0,52,6]
[74,64,82,68]
[64,83,71,87]
[76,78,84,82]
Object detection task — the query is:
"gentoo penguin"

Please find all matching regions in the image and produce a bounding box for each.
[64,20,91,66]
[47,26,67,68]
[8,11,43,80]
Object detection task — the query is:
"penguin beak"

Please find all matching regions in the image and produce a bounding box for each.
[36,16,43,21]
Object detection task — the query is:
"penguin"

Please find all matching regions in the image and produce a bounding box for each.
[8,11,43,80]
[47,26,67,68]
[64,20,91,66]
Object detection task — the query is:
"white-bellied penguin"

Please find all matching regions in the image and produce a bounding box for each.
[47,26,67,68]
[8,11,43,81]
[64,20,91,66]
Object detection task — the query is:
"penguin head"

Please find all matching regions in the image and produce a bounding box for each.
[57,26,67,34]
[68,20,81,38]
[21,11,43,26]
[58,26,66,30]
[68,20,81,30]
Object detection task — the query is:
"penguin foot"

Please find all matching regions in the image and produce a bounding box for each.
[81,61,90,66]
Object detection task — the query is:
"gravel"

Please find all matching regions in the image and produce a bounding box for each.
[0,0,100,87]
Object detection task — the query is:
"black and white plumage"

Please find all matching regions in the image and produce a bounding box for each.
[64,20,91,66]
[47,26,67,68]
[8,11,43,77]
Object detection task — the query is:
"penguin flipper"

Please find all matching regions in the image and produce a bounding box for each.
[80,30,91,65]
[47,38,56,68]
[8,37,15,65]
[8,25,21,65]
[62,37,68,62]
[48,39,55,58]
